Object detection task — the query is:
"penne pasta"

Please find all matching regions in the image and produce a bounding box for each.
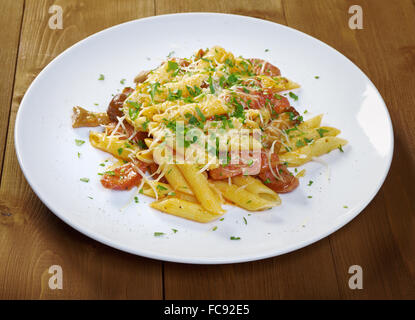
[279,136,348,167]
[164,164,194,195]
[211,180,277,211]
[280,126,341,154]
[141,181,197,202]
[89,131,139,161]
[178,164,225,214]
[150,198,222,223]
[74,47,348,222]
[231,176,281,205]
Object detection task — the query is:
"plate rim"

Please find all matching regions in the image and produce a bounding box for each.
[14,12,394,264]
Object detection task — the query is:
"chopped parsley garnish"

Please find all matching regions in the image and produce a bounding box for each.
[186,85,202,97]
[225,58,234,68]
[230,97,245,119]
[230,236,241,240]
[142,119,150,130]
[167,60,179,72]
[98,74,104,80]
[156,185,168,191]
[104,171,115,176]
[167,191,176,196]
[172,229,178,233]
[308,180,314,186]
[134,196,139,203]
[219,75,226,88]
[167,89,182,101]
[338,145,344,152]
[185,113,201,128]
[149,82,161,101]
[316,128,329,138]
[208,75,215,94]
[243,217,247,225]
[137,140,147,149]
[296,140,305,148]
[195,106,206,122]
[226,73,239,87]
[343,205,348,208]
[265,49,269,52]
[120,79,126,84]
[75,139,85,146]
[289,92,298,101]
[80,178,89,183]
[219,218,224,221]
[315,76,320,79]
[264,178,271,184]
[126,100,142,120]
[154,232,165,237]
[77,152,81,158]
[307,196,313,198]
[117,148,123,155]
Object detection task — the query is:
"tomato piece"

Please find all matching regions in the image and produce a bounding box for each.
[208,148,298,193]
[258,152,299,193]
[249,58,281,77]
[258,167,299,193]
[101,163,144,191]
[148,163,168,183]
[209,164,243,180]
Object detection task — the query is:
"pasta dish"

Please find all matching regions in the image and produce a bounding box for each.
[72,46,347,222]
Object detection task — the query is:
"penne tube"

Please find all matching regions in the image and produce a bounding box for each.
[297,114,323,131]
[141,181,197,202]
[150,198,222,223]
[164,164,194,195]
[89,131,139,161]
[231,176,281,205]
[279,136,348,167]
[177,164,225,214]
[211,180,277,211]
[280,126,341,154]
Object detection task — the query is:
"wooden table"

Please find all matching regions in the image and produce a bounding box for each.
[1,0,414,300]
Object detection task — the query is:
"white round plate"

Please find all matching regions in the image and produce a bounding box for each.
[15,13,393,264]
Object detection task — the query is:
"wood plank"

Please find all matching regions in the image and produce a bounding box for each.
[165,240,339,299]
[0,0,24,178]
[157,0,340,300]
[156,0,285,21]
[283,0,415,299]
[0,0,162,299]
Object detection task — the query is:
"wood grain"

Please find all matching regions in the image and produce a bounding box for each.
[1,0,414,299]
[283,0,415,299]
[0,0,24,178]
[0,0,162,299]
